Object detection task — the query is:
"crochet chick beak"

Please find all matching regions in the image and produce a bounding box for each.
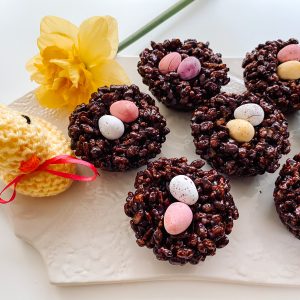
[26,16,130,110]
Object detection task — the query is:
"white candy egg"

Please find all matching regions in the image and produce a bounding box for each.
[169,175,198,205]
[98,115,125,140]
[234,103,264,126]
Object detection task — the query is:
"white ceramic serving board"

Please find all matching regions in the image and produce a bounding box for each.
[4,57,300,286]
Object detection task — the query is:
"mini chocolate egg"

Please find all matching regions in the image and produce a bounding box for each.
[234,103,264,126]
[177,56,201,80]
[158,52,182,74]
[277,44,300,63]
[226,119,255,143]
[164,202,193,235]
[98,115,125,140]
[169,175,198,205]
[277,60,300,80]
[110,100,139,123]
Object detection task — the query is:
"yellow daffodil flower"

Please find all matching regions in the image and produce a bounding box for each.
[26,16,130,110]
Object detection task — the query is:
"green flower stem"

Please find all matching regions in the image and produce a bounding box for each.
[118,0,195,53]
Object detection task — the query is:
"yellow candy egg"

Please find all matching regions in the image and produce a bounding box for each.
[277,60,300,80]
[226,119,255,143]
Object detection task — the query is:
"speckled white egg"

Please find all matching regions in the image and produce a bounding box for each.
[98,115,125,140]
[169,175,198,205]
[234,103,264,126]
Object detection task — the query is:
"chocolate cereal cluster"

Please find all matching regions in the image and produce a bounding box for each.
[138,39,229,111]
[68,85,170,171]
[191,92,290,176]
[124,157,239,265]
[274,154,300,239]
[242,38,300,113]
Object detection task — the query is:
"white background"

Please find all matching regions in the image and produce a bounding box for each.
[1,0,300,299]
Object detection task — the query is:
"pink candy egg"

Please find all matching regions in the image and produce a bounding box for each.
[158,52,182,74]
[177,56,201,80]
[277,44,300,63]
[164,202,193,235]
[110,100,139,123]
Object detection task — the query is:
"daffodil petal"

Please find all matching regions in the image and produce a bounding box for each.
[66,86,92,108]
[35,86,66,108]
[67,66,80,87]
[78,16,118,68]
[49,58,70,68]
[31,70,46,84]
[26,55,46,84]
[52,77,67,90]
[38,33,75,52]
[42,46,69,61]
[80,67,94,85]
[26,55,40,73]
[40,16,78,44]
[50,58,80,87]
[89,59,130,87]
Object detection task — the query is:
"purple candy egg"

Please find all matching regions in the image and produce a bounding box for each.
[177,56,201,80]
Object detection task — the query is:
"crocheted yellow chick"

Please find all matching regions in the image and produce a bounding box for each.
[0,105,75,197]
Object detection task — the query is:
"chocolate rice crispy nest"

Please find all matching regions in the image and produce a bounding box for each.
[124,157,239,265]
[242,38,300,113]
[191,92,291,176]
[138,39,230,111]
[274,154,300,239]
[68,85,170,171]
